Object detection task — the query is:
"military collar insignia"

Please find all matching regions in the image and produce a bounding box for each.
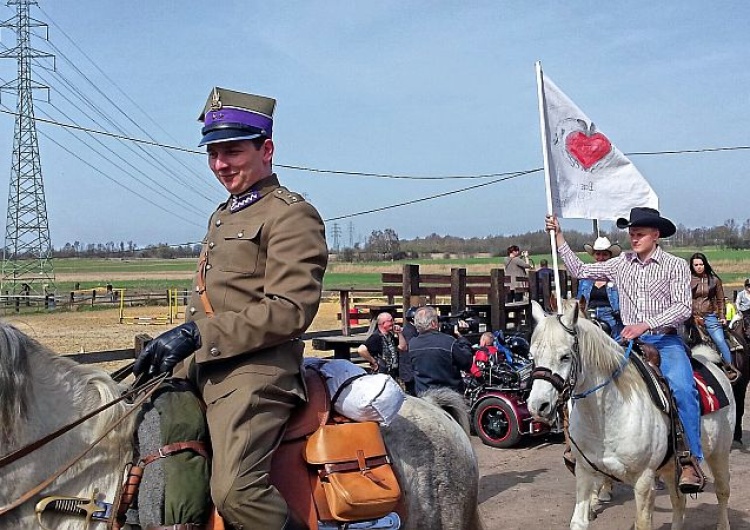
[210,88,222,111]
[230,189,261,213]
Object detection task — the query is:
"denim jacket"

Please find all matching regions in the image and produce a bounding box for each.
[577,279,620,312]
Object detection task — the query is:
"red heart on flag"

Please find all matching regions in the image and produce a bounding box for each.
[565,131,612,170]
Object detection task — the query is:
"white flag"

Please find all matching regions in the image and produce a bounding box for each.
[538,72,658,220]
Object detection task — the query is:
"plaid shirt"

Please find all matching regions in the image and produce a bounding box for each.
[559,242,691,330]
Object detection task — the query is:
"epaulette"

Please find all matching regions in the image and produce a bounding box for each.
[273,187,306,205]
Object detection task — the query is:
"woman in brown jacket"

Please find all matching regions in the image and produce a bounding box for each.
[690,252,733,364]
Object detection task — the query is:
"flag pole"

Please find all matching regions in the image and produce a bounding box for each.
[535,61,563,314]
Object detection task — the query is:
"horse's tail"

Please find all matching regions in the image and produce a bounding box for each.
[0,322,31,444]
[419,387,471,434]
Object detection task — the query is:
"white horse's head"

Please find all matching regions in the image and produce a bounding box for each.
[526,300,581,423]
[527,300,630,423]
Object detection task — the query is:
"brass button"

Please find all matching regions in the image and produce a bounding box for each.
[215,219,222,227]
[210,347,220,357]
[237,231,244,237]
[195,286,200,292]
[189,307,196,314]
[206,264,212,270]
[208,241,215,248]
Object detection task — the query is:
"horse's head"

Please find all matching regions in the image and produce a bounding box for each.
[526,300,583,423]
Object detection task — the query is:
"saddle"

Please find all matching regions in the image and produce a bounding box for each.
[634,342,731,417]
[269,362,404,529]
[630,341,730,487]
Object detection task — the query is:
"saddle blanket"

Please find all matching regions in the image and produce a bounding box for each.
[632,352,730,416]
[691,358,730,415]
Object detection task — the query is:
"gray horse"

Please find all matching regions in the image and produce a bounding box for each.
[0,321,483,530]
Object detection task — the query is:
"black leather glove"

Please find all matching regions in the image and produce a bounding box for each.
[133,322,202,377]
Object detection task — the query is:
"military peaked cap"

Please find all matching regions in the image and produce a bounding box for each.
[198,87,276,146]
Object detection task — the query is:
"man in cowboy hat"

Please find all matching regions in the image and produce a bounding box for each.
[578,236,623,339]
[134,87,328,529]
[546,207,705,494]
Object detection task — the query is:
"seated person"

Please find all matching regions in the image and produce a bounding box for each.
[470,332,499,380]
[409,306,474,394]
[357,312,407,378]
[577,236,624,340]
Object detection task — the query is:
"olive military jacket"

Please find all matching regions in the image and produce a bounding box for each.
[186,174,328,370]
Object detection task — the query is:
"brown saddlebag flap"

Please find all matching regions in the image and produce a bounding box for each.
[304,421,401,522]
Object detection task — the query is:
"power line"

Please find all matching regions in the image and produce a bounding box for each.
[1,107,747,179]
[323,169,542,221]
[35,8,213,192]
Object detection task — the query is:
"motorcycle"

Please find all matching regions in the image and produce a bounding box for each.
[464,332,561,448]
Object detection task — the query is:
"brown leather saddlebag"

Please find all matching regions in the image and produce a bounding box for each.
[304,421,401,522]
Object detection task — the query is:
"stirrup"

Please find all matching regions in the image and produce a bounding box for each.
[677,456,706,494]
[721,361,741,385]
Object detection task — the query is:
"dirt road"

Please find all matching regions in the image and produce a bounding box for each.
[474,408,750,529]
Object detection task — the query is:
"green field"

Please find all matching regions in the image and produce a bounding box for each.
[53,257,196,274]
[47,248,750,294]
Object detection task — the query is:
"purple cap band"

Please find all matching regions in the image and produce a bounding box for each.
[204,107,273,136]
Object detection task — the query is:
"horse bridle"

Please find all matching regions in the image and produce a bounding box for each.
[530,314,581,405]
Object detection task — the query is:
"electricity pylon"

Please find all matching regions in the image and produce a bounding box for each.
[0,0,56,295]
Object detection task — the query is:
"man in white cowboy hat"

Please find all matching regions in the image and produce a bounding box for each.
[577,236,624,340]
[546,207,704,494]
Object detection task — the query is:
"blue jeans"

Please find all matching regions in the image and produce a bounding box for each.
[640,333,702,460]
[703,313,732,364]
[591,306,624,341]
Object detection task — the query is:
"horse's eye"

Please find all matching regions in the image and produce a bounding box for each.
[560,354,571,362]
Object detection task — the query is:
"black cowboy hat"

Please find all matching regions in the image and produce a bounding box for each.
[615,207,676,238]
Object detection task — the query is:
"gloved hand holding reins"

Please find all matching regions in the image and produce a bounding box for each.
[133,322,202,378]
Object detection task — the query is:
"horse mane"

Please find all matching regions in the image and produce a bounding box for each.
[0,321,127,450]
[573,317,645,398]
[0,321,33,445]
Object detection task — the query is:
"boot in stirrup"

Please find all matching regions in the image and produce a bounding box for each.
[720,357,741,385]
[678,454,706,494]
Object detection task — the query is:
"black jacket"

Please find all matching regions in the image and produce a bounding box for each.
[409,330,473,394]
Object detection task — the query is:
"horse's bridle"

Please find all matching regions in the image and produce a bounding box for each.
[530,314,581,405]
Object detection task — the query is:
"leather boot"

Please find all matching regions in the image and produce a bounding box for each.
[282,510,309,530]
[678,456,706,494]
[720,358,741,384]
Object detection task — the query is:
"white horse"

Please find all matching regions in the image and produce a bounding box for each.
[527,301,734,530]
[0,321,484,530]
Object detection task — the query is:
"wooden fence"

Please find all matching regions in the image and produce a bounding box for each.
[0,289,190,315]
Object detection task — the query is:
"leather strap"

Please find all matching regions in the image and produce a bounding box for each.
[197,250,214,318]
[319,455,390,478]
[140,441,210,467]
[146,523,206,530]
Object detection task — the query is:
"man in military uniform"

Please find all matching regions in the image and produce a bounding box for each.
[134,87,328,530]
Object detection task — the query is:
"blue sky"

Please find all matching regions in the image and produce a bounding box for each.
[0,1,748,249]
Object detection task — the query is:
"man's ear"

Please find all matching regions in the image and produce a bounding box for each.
[262,138,274,163]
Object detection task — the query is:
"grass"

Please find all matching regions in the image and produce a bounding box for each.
[55,279,193,293]
[46,249,750,293]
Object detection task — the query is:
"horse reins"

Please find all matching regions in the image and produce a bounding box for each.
[0,373,168,518]
[0,369,154,470]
